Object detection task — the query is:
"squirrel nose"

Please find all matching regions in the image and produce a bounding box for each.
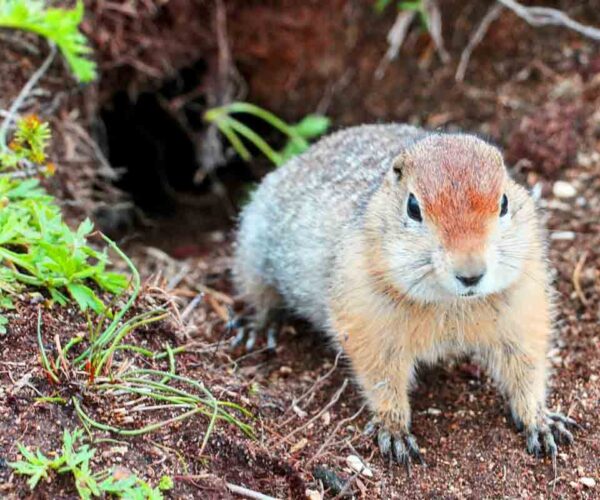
[456,273,484,287]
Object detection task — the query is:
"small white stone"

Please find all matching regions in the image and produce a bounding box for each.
[427,408,442,416]
[550,231,576,241]
[553,181,577,199]
[292,403,307,419]
[580,478,596,488]
[346,455,373,478]
[305,489,323,500]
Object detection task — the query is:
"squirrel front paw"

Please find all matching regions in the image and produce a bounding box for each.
[364,420,425,467]
[516,410,579,460]
[229,316,278,352]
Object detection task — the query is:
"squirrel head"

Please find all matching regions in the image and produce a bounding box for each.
[380,133,536,303]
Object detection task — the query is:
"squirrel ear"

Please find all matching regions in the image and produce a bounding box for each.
[392,156,404,180]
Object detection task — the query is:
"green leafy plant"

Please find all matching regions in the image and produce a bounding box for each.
[9,428,168,499]
[33,240,253,444]
[204,102,330,166]
[0,117,128,331]
[0,0,96,82]
[0,113,53,170]
[34,236,167,384]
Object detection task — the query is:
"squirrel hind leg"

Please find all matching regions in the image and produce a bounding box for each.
[231,283,284,352]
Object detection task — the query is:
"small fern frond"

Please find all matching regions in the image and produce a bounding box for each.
[0,0,96,82]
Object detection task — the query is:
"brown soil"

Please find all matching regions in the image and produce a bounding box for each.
[1,1,600,499]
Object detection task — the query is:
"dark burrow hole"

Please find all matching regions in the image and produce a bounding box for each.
[95,61,272,255]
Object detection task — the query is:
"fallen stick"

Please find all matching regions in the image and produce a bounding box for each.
[277,378,349,446]
[498,0,600,40]
[226,482,280,500]
[456,4,504,81]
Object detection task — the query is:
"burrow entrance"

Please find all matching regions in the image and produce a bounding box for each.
[96,62,271,256]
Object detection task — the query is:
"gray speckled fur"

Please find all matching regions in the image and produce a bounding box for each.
[233,124,427,330]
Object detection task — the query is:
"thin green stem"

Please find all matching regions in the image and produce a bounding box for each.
[74,235,139,366]
[220,102,305,143]
[36,308,59,384]
[159,343,176,384]
[73,397,203,436]
[227,118,283,165]
[199,396,218,456]
[94,311,168,376]
[112,344,156,358]
[216,122,251,161]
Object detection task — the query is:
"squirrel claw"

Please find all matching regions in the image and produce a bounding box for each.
[376,427,425,467]
[547,411,580,430]
[526,427,557,460]
[229,322,278,352]
[525,410,577,459]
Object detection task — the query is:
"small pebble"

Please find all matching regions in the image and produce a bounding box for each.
[290,438,308,454]
[112,466,133,481]
[321,411,330,426]
[550,231,576,241]
[305,489,322,500]
[292,404,308,419]
[552,181,577,199]
[427,408,442,416]
[580,478,596,488]
[346,455,373,478]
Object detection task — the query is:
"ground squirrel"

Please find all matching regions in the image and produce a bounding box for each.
[233,124,577,465]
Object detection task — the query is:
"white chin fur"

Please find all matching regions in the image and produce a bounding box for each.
[388,246,524,304]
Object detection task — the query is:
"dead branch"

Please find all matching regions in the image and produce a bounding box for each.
[456,4,504,81]
[226,482,280,500]
[61,119,120,180]
[375,10,417,80]
[306,404,366,467]
[424,0,450,63]
[572,251,589,306]
[277,378,349,446]
[276,351,342,430]
[497,0,600,40]
[290,351,342,411]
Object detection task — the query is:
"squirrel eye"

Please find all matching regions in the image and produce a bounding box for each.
[500,194,508,217]
[407,193,422,222]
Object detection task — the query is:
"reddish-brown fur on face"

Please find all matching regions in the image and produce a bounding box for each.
[405,135,505,250]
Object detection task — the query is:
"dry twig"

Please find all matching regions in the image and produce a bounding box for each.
[456,4,504,81]
[572,251,589,306]
[306,404,366,467]
[289,351,342,412]
[424,0,450,63]
[498,0,600,40]
[375,10,417,79]
[226,482,280,500]
[277,378,349,446]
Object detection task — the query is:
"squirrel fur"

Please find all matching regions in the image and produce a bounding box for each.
[233,124,576,463]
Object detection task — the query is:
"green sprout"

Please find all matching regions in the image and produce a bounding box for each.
[204,102,330,167]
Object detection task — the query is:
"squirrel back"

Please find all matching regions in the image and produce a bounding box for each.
[234,124,427,327]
